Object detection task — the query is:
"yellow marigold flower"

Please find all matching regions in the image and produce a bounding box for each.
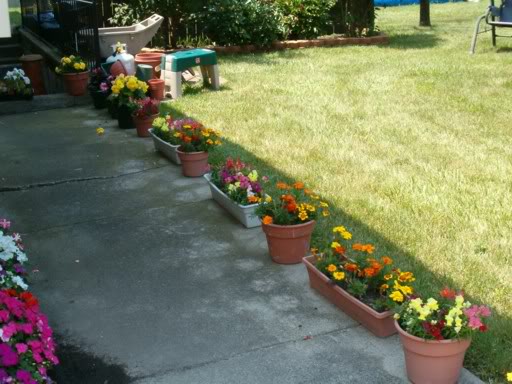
[384,274,393,281]
[333,226,347,233]
[327,264,337,273]
[206,139,214,145]
[331,241,341,249]
[265,195,272,203]
[333,271,345,281]
[96,127,105,135]
[201,131,210,137]
[322,210,329,217]
[506,372,512,382]
[389,291,404,302]
[320,202,329,208]
[214,140,222,145]
[173,132,181,137]
[341,231,352,240]
[380,284,389,292]
[298,211,308,221]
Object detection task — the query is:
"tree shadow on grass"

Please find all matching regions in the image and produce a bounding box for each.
[158,101,511,382]
[385,32,440,49]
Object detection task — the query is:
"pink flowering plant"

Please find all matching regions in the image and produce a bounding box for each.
[394,287,491,340]
[210,158,270,205]
[0,219,29,291]
[133,97,159,118]
[0,289,59,383]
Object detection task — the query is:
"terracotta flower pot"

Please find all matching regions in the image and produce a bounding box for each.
[395,321,471,384]
[148,79,165,100]
[303,255,395,337]
[177,149,209,177]
[134,113,158,137]
[63,72,89,96]
[135,52,164,79]
[262,220,315,264]
[110,61,127,77]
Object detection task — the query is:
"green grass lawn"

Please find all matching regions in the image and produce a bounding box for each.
[163,3,512,382]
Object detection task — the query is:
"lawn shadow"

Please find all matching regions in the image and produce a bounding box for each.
[385,32,440,49]
[159,101,511,382]
[217,48,308,65]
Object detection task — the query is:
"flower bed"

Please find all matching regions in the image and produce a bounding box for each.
[0,219,59,382]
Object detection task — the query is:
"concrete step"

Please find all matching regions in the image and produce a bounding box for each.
[0,56,21,66]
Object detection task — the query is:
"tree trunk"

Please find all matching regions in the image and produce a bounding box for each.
[419,0,431,26]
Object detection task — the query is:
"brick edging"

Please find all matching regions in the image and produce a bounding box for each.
[212,33,389,54]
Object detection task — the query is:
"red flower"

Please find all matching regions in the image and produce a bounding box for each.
[440,287,456,299]
[19,292,39,308]
[479,324,488,332]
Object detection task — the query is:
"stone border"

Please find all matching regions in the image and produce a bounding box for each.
[213,33,389,54]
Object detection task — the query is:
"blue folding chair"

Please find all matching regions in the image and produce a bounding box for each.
[470,0,512,53]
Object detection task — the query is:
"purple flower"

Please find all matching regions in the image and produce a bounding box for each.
[14,264,25,274]
[15,343,28,354]
[0,344,19,366]
[16,369,32,382]
[0,368,8,380]
[0,219,10,229]
[100,82,109,92]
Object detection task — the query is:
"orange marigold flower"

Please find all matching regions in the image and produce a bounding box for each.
[371,262,383,272]
[352,243,375,254]
[344,263,358,273]
[334,245,346,255]
[247,195,260,203]
[276,182,289,190]
[304,189,313,195]
[262,215,273,225]
[293,181,304,190]
[327,264,337,273]
[286,202,297,213]
[380,284,389,292]
[382,256,393,265]
[364,267,376,278]
[398,271,415,283]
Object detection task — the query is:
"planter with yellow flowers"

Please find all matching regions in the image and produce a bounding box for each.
[255,182,329,264]
[303,225,415,337]
[55,55,89,96]
[110,74,149,129]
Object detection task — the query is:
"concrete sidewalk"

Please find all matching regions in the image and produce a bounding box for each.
[0,107,482,384]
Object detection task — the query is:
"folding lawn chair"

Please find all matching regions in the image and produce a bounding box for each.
[470,0,512,53]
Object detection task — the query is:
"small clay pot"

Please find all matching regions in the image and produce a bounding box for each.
[177,149,209,177]
[63,72,89,96]
[395,321,471,384]
[134,113,158,137]
[261,220,316,264]
[148,79,165,101]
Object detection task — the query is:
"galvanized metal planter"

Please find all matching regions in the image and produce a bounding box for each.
[148,128,181,165]
[204,173,261,228]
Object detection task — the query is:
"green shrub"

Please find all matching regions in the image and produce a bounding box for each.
[203,0,284,47]
[273,0,336,39]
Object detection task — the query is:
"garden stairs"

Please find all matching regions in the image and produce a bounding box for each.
[0,33,22,76]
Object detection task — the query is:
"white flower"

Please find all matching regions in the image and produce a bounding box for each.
[23,76,31,85]
[11,275,28,290]
[12,233,21,242]
[0,328,7,342]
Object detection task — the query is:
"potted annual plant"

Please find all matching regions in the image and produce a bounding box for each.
[303,225,415,337]
[174,124,221,177]
[132,97,160,137]
[55,55,89,96]
[394,289,491,384]
[110,74,149,129]
[255,182,329,264]
[0,289,59,382]
[88,67,110,109]
[0,68,34,101]
[206,158,271,228]
[0,219,29,291]
[148,115,183,164]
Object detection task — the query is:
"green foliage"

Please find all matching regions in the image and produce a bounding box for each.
[273,0,336,39]
[331,0,376,37]
[202,0,284,47]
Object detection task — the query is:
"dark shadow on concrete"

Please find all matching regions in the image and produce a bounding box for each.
[52,334,133,384]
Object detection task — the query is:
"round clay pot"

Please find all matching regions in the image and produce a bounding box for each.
[395,321,471,384]
[134,113,158,137]
[262,220,316,264]
[148,79,165,100]
[117,105,135,129]
[135,52,164,79]
[20,54,46,95]
[110,61,127,77]
[63,72,89,96]
[177,149,209,177]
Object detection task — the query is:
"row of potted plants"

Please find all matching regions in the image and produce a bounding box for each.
[0,219,59,383]
[146,114,495,384]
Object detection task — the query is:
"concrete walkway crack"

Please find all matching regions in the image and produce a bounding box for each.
[0,165,170,193]
[131,324,361,382]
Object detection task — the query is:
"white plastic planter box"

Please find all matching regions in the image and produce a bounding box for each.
[98,15,164,58]
[149,129,181,165]
[204,174,261,228]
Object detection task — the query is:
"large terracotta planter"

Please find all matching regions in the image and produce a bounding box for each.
[177,149,209,177]
[395,321,471,384]
[134,113,158,137]
[262,221,315,264]
[63,72,89,96]
[148,79,165,100]
[303,255,396,337]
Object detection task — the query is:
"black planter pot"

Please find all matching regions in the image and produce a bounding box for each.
[117,105,135,129]
[90,90,108,109]
[107,100,119,119]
